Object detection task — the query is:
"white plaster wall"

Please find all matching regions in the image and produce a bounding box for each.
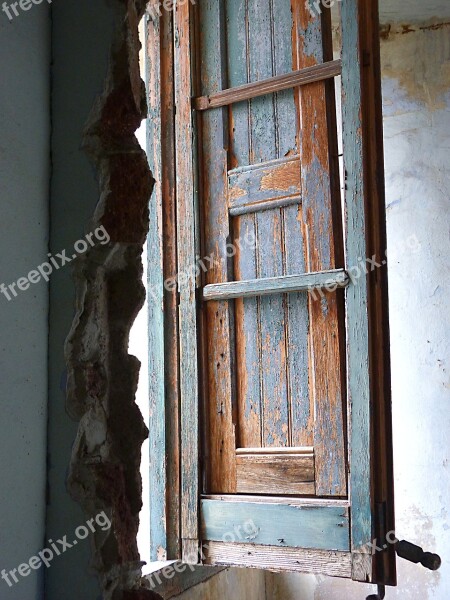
[0,7,50,600]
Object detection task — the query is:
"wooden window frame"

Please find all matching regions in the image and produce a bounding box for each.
[146,0,395,586]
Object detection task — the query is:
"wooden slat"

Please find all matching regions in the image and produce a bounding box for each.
[203,543,352,577]
[193,60,342,111]
[200,0,237,494]
[204,269,349,301]
[228,0,262,451]
[236,450,315,495]
[228,156,301,216]
[236,446,313,455]
[202,494,349,507]
[174,0,199,561]
[284,204,313,447]
[201,499,350,551]
[146,13,167,561]
[341,0,372,579]
[293,2,347,497]
[159,7,181,560]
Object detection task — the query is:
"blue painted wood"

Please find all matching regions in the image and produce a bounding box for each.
[293,3,347,497]
[203,269,349,301]
[284,203,312,447]
[145,14,167,562]
[201,499,350,552]
[341,0,373,570]
[228,156,301,216]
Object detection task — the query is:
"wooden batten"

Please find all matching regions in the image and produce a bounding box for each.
[203,543,352,578]
[193,60,342,110]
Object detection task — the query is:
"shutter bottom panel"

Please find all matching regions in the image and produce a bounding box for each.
[236,447,315,495]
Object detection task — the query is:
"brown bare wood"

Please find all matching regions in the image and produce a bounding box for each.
[236,451,315,495]
[200,0,237,494]
[203,542,352,577]
[359,0,396,585]
[159,8,180,559]
[193,59,342,111]
[292,3,347,497]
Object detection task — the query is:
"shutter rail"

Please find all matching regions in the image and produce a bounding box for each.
[193,59,342,111]
[203,268,348,301]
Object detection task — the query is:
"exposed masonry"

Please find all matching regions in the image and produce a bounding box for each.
[64,1,161,598]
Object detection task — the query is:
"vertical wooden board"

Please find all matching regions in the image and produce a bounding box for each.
[283,204,313,447]
[272,0,297,158]
[225,0,250,169]
[247,0,277,163]
[146,13,167,561]
[235,214,262,448]
[226,0,262,450]
[200,0,236,494]
[256,210,289,447]
[293,4,346,495]
[340,0,371,550]
[160,9,181,559]
[174,0,199,556]
[247,0,290,449]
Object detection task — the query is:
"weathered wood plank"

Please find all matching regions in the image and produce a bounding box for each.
[340,0,372,577]
[204,269,349,301]
[203,543,352,578]
[202,494,349,507]
[283,204,313,447]
[201,499,350,551]
[193,60,342,110]
[236,450,315,495]
[160,6,181,560]
[256,209,289,447]
[227,0,262,451]
[200,0,237,494]
[146,12,167,562]
[293,2,347,496]
[341,0,396,585]
[235,215,262,448]
[174,0,199,559]
[228,156,301,216]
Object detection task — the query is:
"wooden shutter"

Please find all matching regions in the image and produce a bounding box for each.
[148,0,395,585]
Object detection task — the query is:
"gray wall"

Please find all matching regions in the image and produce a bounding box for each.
[0,6,50,600]
[47,2,117,599]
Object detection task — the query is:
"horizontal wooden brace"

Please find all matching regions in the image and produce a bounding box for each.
[203,269,349,301]
[229,194,301,216]
[201,499,350,551]
[193,59,342,111]
[203,543,352,577]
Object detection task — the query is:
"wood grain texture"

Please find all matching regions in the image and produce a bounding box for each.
[228,156,301,216]
[203,542,352,577]
[341,0,396,584]
[159,7,181,560]
[174,0,199,557]
[293,2,347,497]
[203,269,348,300]
[200,0,237,494]
[193,60,342,110]
[201,499,350,551]
[236,450,315,495]
[340,0,372,575]
[146,12,167,562]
